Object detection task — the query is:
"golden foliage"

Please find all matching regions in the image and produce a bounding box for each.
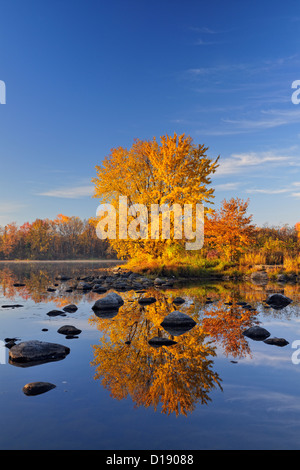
[205,198,256,261]
[92,133,219,259]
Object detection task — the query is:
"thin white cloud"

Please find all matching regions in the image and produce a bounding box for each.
[38,185,94,199]
[224,109,300,131]
[216,151,291,176]
[246,188,291,194]
[214,182,240,191]
[242,182,300,198]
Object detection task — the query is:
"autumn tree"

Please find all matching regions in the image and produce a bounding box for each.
[0,215,112,260]
[53,214,85,257]
[0,223,18,258]
[92,133,219,259]
[205,198,256,261]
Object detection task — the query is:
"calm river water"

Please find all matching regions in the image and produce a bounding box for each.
[1,261,300,450]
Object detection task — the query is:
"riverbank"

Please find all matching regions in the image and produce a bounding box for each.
[113,257,300,283]
[0,259,122,263]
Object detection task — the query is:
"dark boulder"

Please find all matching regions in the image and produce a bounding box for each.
[46,310,67,317]
[148,337,177,348]
[62,304,78,313]
[138,297,157,305]
[172,297,185,305]
[55,275,71,281]
[160,311,197,336]
[266,293,292,309]
[22,382,56,396]
[263,337,289,347]
[2,304,23,308]
[9,340,70,366]
[57,325,82,336]
[242,326,271,341]
[92,292,124,311]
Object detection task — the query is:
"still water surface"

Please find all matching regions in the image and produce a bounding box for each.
[1,261,300,450]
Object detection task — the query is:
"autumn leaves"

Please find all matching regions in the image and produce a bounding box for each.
[92,133,255,263]
[92,133,219,259]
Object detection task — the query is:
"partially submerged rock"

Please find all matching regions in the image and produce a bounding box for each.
[138,297,156,305]
[46,310,67,317]
[57,325,82,336]
[2,304,23,308]
[55,275,71,281]
[242,326,271,341]
[148,337,177,348]
[266,293,292,309]
[9,340,70,366]
[172,297,185,305]
[22,382,56,396]
[250,271,269,285]
[4,337,19,349]
[160,311,197,336]
[263,337,289,347]
[62,304,78,313]
[92,292,124,311]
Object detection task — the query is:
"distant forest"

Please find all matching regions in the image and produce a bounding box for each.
[0,214,116,260]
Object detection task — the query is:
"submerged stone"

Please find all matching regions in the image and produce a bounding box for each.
[55,275,71,281]
[172,297,185,305]
[47,310,67,317]
[263,337,289,347]
[242,326,271,341]
[62,304,78,313]
[2,304,23,308]
[57,325,82,336]
[266,293,292,309]
[92,292,124,311]
[138,297,157,305]
[160,311,197,336]
[9,340,70,366]
[148,337,177,348]
[22,382,56,396]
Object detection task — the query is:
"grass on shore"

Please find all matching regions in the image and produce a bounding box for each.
[122,252,300,279]
[124,255,240,278]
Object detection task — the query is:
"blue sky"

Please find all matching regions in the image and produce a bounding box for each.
[1,0,300,228]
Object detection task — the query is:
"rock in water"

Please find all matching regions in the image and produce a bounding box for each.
[92,292,124,311]
[250,271,269,285]
[242,326,271,341]
[148,337,177,348]
[57,325,82,336]
[263,337,289,347]
[160,311,197,336]
[46,310,67,317]
[55,275,71,281]
[22,382,56,396]
[266,293,292,309]
[62,304,78,313]
[172,297,185,305]
[9,340,70,366]
[138,297,157,305]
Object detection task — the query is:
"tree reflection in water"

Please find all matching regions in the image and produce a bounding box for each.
[89,290,223,417]
[2,263,300,416]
